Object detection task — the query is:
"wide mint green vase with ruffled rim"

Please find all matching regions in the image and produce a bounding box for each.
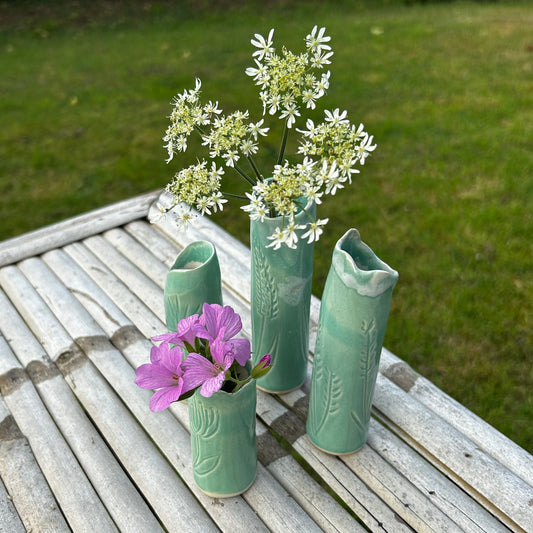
[164,240,223,332]
[307,228,398,454]
[189,377,257,498]
[250,199,316,393]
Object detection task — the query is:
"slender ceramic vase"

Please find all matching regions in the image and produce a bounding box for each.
[189,379,257,497]
[307,229,398,454]
[250,201,316,393]
[164,241,223,331]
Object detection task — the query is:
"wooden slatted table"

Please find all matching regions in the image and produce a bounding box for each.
[0,191,531,532]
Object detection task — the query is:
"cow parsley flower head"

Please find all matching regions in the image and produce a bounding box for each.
[157,26,377,248]
[135,304,271,410]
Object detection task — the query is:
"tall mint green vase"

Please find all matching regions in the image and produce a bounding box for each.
[164,240,223,331]
[307,229,398,454]
[189,378,257,497]
[250,201,316,393]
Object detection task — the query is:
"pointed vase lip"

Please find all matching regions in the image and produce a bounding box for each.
[333,229,398,297]
[170,240,216,272]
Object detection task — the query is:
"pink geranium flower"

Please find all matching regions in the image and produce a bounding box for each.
[198,303,251,366]
[152,314,203,348]
[134,342,192,411]
[182,329,234,397]
[135,303,271,407]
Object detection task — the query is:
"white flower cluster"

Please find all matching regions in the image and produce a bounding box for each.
[246,26,333,127]
[156,26,377,248]
[159,160,227,229]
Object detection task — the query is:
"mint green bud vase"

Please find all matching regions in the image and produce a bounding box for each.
[307,229,398,454]
[164,241,222,331]
[250,201,316,393]
[189,379,257,498]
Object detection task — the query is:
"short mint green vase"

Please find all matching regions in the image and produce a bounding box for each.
[164,241,222,331]
[189,378,257,498]
[250,201,316,393]
[307,229,398,454]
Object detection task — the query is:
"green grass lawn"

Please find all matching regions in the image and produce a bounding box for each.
[1,0,532,451]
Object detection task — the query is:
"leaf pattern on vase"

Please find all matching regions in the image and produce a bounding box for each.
[252,245,279,319]
[358,318,379,425]
[190,400,221,478]
[308,338,343,438]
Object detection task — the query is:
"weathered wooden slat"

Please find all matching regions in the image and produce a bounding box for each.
[0,393,66,532]
[125,219,183,267]
[104,227,169,288]
[273,371,509,533]
[0,337,118,532]
[373,372,533,532]
[0,474,25,533]
[256,422,365,533]
[6,258,218,532]
[0,190,160,267]
[380,348,533,486]
[83,235,166,320]
[366,418,510,533]
[0,287,164,533]
[64,241,163,340]
[293,434,413,533]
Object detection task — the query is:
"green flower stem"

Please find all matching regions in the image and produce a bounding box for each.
[276,119,289,165]
[225,374,251,393]
[296,201,316,224]
[247,155,263,181]
[221,191,248,200]
[233,163,257,186]
[194,124,208,137]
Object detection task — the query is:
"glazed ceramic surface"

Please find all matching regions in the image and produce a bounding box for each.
[307,229,398,454]
[189,378,257,497]
[250,201,316,393]
[164,240,222,331]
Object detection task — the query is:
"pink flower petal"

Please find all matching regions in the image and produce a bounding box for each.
[134,363,178,390]
[230,337,251,366]
[149,382,184,411]
[218,306,242,339]
[200,372,225,397]
[182,352,215,389]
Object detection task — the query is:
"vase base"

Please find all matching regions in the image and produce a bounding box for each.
[197,473,256,499]
[307,436,365,456]
[256,382,304,395]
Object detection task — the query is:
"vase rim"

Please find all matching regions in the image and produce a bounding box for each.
[171,240,216,271]
[334,228,398,296]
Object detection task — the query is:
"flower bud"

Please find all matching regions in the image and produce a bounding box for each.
[251,354,272,379]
